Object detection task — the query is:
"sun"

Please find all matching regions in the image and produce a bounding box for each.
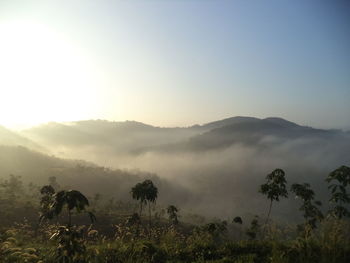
[0,20,100,128]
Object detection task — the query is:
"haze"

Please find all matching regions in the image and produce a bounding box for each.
[0,0,349,129]
[2,2,350,254]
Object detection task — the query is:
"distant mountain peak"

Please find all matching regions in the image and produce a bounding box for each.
[200,116,260,130]
[263,117,299,128]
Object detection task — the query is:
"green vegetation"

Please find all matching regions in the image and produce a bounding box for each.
[0,165,350,262]
[260,169,288,227]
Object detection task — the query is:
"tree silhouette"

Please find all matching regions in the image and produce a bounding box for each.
[127,212,141,226]
[233,216,243,225]
[144,180,158,226]
[1,174,24,201]
[131,180,158,236]
[126,212,142,238]
[54,190,96,226]
[39,188,96,263]
[201,221,228,242]
[131,182,147,217]
[326,165,350,219]
[233,216,243,240]
[167,205,179,225]
[291,183,323,230]
[39,188,96,226]
[39,185,56,223]
[245,216,260,240]
[260,168,288,226]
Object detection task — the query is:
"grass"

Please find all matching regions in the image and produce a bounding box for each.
[1,218,350,263]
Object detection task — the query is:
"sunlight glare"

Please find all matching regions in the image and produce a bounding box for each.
[0,20,100,127]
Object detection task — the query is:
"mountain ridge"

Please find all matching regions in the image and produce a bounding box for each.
[0,117,349,219]
[0,116,348,159]
[10,115,344,133]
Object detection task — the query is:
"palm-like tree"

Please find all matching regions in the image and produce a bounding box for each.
[144,180,158,226]
[131,180,158,235]
[131,182,147,217]
[131,180,158,215]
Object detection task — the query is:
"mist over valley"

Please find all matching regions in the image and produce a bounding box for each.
[1,116,348,221]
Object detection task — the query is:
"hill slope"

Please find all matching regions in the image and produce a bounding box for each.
[184,117,341,151]
[0,126,44,151]
[1,115,350,220]
[20,116,348,155]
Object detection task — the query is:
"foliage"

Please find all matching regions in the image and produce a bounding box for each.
[260,168,288,226]
[246,216,261,240]
[167,205,179,225]
[290,183,323,230]
[260,169,288,202]
[131,179,158,237]
[201,221,228,242]
[38,188,96,263]
[50,225,87,263]
[1,166,350,262]
[39,185,56,223]
[326,165,350,219]
[40,188,96,225]
[233,216,243,225]
[131,179,158,215]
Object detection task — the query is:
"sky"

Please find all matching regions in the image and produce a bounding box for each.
[0,0,349,129]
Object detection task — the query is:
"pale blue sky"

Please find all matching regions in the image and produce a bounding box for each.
[0,0,349,129]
